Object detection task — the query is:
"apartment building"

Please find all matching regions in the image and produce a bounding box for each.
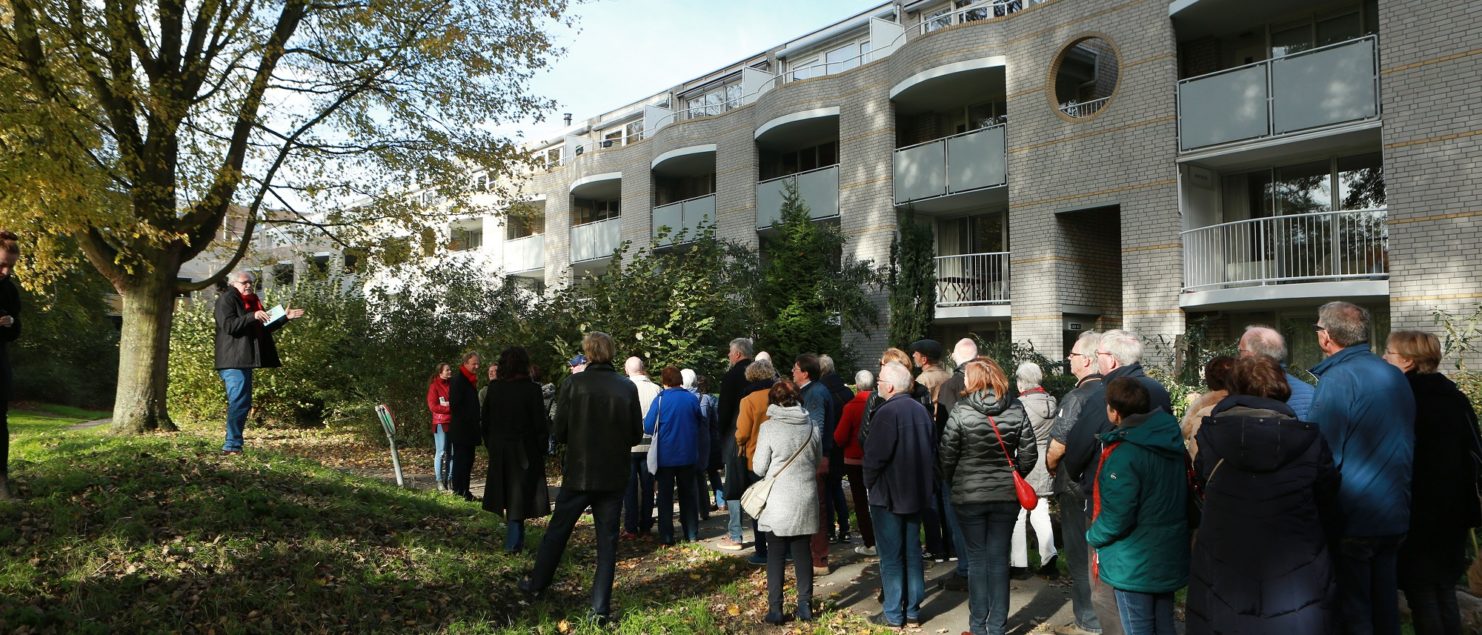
[449,0,1481,369]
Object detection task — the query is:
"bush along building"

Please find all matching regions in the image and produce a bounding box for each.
[437,0,1480,370]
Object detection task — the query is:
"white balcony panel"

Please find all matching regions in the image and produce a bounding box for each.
[756,166,839,229]
[894,140,947,204]
[948,125,1006,194]
[570,217,621,262]
[935,252,1010,306]
[503,234,544,273]
[1181,208,1388,293]
[1178,65,1269,151]
[652,202,684,244]
[653,194,716,245]
[1270,37,1379,136]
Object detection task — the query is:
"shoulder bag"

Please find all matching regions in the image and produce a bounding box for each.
[740,432,811,518]
[646,394,664,474]
[987,415,1039,511]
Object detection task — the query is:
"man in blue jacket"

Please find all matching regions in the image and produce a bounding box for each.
[793,353,835,575]
[1238,325,1314,420]
[863,361,935,629]
[1308,301,1415,635]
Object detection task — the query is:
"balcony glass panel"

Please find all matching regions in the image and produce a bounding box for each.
[894,125,1006,205]
[1181,208,1388,292]
[652,194,716,245]
[1178,65,1269,151]
[894,141,947,203]
[570,217,621,262]
[504,234,544,273]
[756,165,839,229]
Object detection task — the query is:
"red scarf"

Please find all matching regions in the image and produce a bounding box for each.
[1090,440,1122,580]
[459,364,478,387]
[1019,386,1046,397]
[240,291,264,313]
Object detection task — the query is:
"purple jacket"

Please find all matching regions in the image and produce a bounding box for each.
[862,394,936,515]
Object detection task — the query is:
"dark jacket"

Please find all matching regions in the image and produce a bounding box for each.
[939,390,1035,505]
[862,394,936,515]
[1398,372,1482,587]
[1087,409,1189,594]
[1050,374,1102,496]
[695,390,723,470]
[1186,395,1340,634]
[644,387,705,468]
[1309,344,1416,537]
[860,382,936,446]
[936,368,966,441]
[1069,363,1170,497]
[719,359,753,498]
[213,288,283,370]
[553,362,643,492]
[0,277,19,401]
[481,378,551,521]
[1285,369,1315,421]
[448,369,482,446]
[821,372,854,468]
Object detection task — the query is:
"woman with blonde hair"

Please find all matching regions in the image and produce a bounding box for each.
[940,357,1036,635]
[1385,330,1482,635]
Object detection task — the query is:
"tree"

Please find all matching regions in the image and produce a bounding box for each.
[756,181,878,367]
[887,207,934,347]
[0,0,573,432]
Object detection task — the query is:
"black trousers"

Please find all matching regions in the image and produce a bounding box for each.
[1,357,10,477]
[767,533,814,617]
[450,442,477,495]
[529,487,624,618]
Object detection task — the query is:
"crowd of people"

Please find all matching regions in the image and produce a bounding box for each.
[213,272,1476,634]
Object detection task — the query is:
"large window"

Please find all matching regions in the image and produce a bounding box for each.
[449,225,483,251]
[572,199,620,226]
[684,80,741,118]
[761,141,838,180]
[506,203,545,240]
[1221,152,1385,221]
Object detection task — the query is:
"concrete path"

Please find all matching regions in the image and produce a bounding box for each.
[64,418,111,431]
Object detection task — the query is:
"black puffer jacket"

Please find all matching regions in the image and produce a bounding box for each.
[939,389,1035,505]
[552,362,643,492]
[1398,371,1482,588]
[1186,395,1340,635]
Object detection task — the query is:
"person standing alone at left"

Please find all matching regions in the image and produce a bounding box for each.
[0,231,21,498]
[213,271,303,455]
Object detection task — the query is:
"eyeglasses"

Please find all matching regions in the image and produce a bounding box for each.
[1067,352,1086,360]
[1312,324,1326,332]
[1094,350,1114,357]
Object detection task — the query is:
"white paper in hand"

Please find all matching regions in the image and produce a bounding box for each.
[266,305,289,328]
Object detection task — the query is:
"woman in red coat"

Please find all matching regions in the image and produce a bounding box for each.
[426,363,453,491]
[833,369,876,556]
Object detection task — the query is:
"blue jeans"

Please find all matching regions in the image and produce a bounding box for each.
[622,453,654,533]
[1113,589,1175,635]
[956,501,1018,635]
[1337,534,1403,635]
[872,505,925,625]
[505,520,525,552]
[219,369,253,451]
[433,425,451,483]
[727,502,744,542]
[654,465,698,543]
[941,479,969,576]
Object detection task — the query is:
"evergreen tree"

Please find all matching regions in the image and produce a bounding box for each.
[887,208,935,347]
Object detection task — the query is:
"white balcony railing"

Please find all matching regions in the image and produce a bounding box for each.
[570,217,622,263]
[894,124,1007,205]
[1178,35,1379,152]
[1181,208,1388,292]
[652,194,716,245]
[756,165,839,229]
[1059,96,1109,118]
[503,234,544,273]
[936,252,1010,306]
[918,0,1043,35]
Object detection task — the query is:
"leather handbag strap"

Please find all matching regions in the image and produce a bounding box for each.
[986,415,1017,469]
[773,429,811,477]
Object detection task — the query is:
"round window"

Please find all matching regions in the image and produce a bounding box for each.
[1050,36,1120,120]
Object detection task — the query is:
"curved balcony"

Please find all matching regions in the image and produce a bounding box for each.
[504,234,545,275]
[1180,208,1389,308]
[570,217,622,263]
[894,124,1007,208]
[757,165,839,229]
[652,194,716,246]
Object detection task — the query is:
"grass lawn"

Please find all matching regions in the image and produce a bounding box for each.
[0,407,886,634]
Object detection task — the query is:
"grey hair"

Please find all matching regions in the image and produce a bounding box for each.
[1015,361,1043,389]
[1318,301,1371,348]
[854,369,874,390]
[951,338,979,366]
[819,354,836,375]
[744,358,776,383]
[1241,325,1287,362]
[1100,330,1143,367]
[232,270,256,284]
[879,362,913,393]
[1074,331,1102,374]
[729,338,754,358]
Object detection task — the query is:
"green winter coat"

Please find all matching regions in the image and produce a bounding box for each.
[1086,409,1190,594]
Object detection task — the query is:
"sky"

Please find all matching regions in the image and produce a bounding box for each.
[511,0,883,144]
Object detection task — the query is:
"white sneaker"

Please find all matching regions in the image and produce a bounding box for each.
[853,545,876,557]
[1052,622,1101,635]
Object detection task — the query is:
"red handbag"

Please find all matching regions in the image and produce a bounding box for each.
[987,415,1038,511]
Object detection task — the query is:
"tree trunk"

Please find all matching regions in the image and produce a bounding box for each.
[110,264,181,434]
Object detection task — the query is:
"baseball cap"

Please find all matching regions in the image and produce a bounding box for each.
[568,354,588,367]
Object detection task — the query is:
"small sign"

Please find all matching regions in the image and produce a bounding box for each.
[1068,322,1082,331]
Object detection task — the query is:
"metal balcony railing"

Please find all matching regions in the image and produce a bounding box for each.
[918,0,1043,35]
[893,124,1007,205]
[936,252,1010,306]
[1177,35,1380,152]
[1181,208,1389,292]
[652,194,716,245]
[1059,96,1109,118]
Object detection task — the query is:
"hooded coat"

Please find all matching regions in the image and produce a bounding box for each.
[752,404,821,537]
[1018,389,1057,495]
[938,389,1035,505]
[1186,395,1341,635]
[1087,408,1190,594]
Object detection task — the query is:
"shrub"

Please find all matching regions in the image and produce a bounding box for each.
[10,267,119,408]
